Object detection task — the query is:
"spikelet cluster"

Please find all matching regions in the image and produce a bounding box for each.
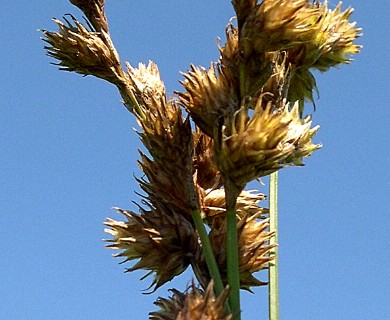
[216,98,321,189]
[42,16,120,83]
[104,208,199,291]
[150,281,232,320]
[42,0,361,318]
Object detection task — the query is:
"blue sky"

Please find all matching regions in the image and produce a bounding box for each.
[1,1,389,319]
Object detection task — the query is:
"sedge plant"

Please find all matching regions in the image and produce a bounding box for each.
[41,0,361,319]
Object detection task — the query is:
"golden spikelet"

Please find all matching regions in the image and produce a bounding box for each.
[104,207,199,292]
[193,213,274,291]
[178,64,239,137]
[309,1,362,71]
[202,188,267,222]
[69,0,108,33]
[150,281,232,320]
[215,98,321,190]
[240,0,361,70]
[126,61,197,218]
[126,61,167,113]
[42,15,121,84]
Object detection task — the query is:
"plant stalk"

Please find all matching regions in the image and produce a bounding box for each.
[225,178,241,320]
[268,171,279,320]
[191,209,225,297]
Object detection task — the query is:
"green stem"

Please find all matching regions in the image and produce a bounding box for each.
[191,209,225,297]
[225,179,241,320]
[268,171,279,320]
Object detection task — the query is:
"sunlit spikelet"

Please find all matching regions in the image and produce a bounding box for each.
[126,61,167,113]
[178,64,239,137]
[126,61,197,218]
[202,188,267,221]
[42,16,120,84]
[241,0,320,56]
[240,0,361,70]
[69,0,108,33]
[150,281,232,320]
[137,153,195,222]
[104,207,199,292]
[309,1,362,71]
[207,214,274,290]
[216,98,321,189]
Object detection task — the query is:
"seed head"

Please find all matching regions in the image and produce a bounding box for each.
[195,214,275,291]
[215,98,321,190]
[104,207,199,292]
[42,16,120,84]
[178,64,239,137]
[240,0,361,70]
[150,281,232,320]
[69,0,108,33]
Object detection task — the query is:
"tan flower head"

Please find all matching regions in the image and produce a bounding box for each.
[127,61,167,114]
[215,97,321,190]
[309,1,362,71]
[197,214,275,291]
[178,64,239,137]
[218,21,240,78]
[69,0,108,33]
[150,281,232,320]
[240,0,361,71]
[104,207,199,292]
[42,16,120,84]
[126,61,197,218]
[202,188,267,222]
[241,0,320,56]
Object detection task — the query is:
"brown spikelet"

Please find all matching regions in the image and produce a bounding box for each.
[69,0,108,33]
[150,281,232,320]
[202,188,267,226]
[104,207,199,292]
[216,97,321,190]
[194,213,275,291]
[240,0,361,70]
[127,61,197,219]
[193,129,221,190]
[42,16,121,84]
[178,64,239,137]
[215,97,321,190]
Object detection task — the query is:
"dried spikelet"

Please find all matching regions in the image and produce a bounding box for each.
[42,16,121,84]
[195,214,275,291]
[308,1,362,71]
[104,207,199,292]
[137,153,195,222]
[240,0,361,71]
[150,281,232,320]
[178,64,239,137]
[202,188,267,224]
[215,98,321,190]
[69,0,108,33]
[241,0,320,56]
[219,22,240,78]
[126,61,197,218]
[126,61,167,113]
[193,129,221,190]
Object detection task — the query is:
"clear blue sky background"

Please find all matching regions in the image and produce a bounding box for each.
[1,1,389,319]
